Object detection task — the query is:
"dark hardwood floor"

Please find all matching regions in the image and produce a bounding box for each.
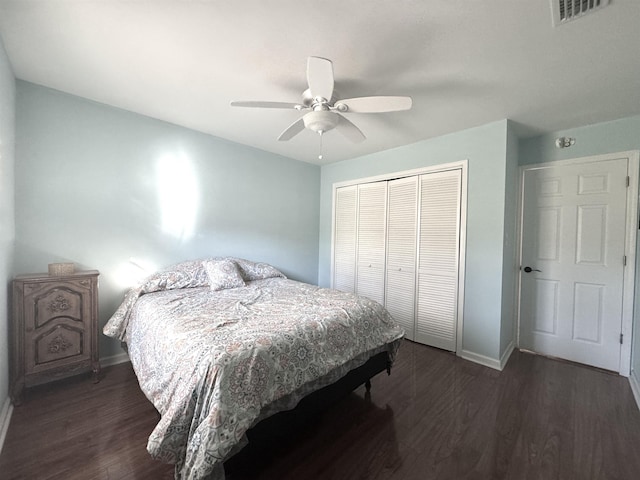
[2,340,640,479]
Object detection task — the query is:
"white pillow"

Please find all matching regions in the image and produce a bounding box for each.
[229,257,287,281]
[204,259,246,291]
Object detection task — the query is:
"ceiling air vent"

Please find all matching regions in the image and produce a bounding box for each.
[551,0,610,26]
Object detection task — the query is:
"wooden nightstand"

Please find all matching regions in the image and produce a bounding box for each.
[10,270,100,405]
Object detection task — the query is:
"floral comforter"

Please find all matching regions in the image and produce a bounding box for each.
[104,271,403,480]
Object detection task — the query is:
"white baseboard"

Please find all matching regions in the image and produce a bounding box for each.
[499,341,515,370]
[0,396,13,456]
[100,352,130,368]
[459,343,514,371]
[630,370,640,413]
[460,349,503,371]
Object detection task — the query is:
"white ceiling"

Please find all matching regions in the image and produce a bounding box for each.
[1,1,639,165]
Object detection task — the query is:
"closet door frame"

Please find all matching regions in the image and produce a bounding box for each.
[330,160,468,356]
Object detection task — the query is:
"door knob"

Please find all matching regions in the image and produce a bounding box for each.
[523,266,542,273]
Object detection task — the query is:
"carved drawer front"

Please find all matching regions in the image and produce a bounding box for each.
[23,281,92,373]
[35,324,84,366]
[34,287,83,328]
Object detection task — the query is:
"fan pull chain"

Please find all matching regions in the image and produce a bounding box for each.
[318,130,324,160]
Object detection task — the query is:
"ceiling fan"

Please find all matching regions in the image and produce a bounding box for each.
[230,57,412,145]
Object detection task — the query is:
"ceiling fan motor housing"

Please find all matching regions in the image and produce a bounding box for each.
[303,110,339,134]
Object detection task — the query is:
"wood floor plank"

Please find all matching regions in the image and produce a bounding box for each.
[1,340,640,480]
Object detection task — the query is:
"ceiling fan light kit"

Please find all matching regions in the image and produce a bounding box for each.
[302,110,339,134]
[231,56,413,155]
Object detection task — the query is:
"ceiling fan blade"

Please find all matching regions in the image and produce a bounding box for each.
[307,57,334,101]
[335,96,412,113]
[278,118,306,141]
[231,101,301,109]
[337,114,366,143]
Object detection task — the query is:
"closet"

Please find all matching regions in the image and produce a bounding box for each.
[332,166,463,352]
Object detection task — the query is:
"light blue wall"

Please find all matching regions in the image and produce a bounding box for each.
[500,121,520,358]
[15,81,321,360]
[520,115,640,165]
[520,114,640,378]
[0,36,15,410]
[13,74,639,376]
[319,120,511,362]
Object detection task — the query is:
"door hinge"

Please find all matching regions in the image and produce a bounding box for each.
[627,176,630,187]
[624,255,627,266]
[620,333,624,345]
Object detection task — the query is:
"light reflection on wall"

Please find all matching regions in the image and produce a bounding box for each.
[156,152,199,241]
[114,257,157,288]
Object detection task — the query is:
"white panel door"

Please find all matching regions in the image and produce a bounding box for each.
[385,176,418,340]
[356,182,388,305]
[333,185,357,293]
[519,158,628,372]
[416,169,462,351]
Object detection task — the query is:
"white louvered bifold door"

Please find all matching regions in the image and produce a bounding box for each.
[333,185,358,293]
[416,169,462,351]
[385,176,418,340]
[356,182,388,305]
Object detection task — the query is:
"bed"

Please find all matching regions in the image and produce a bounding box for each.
[103,257,404,480]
